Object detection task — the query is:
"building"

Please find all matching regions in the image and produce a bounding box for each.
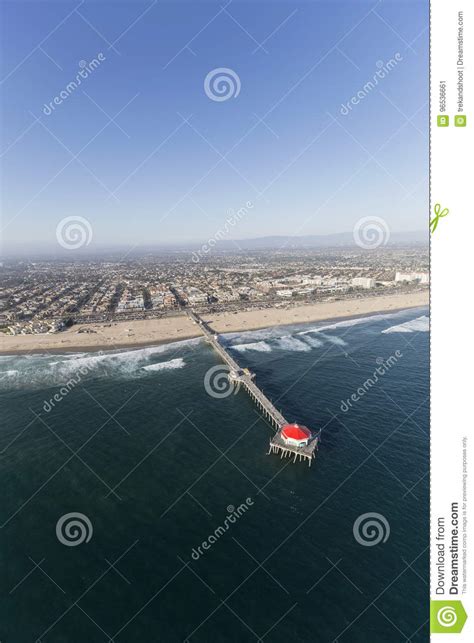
[186,287,208,305]
[280,423,312,447]
[395,272,429,284]
[352,277,376,289]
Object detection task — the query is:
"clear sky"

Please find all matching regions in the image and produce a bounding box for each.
[1,0,428,250]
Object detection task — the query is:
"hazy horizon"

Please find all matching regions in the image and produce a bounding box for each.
[1,228,428,258]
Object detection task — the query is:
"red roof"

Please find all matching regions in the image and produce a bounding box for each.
[281,423,311,441]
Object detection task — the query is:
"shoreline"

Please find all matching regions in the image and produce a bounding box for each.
[0,291,428,356]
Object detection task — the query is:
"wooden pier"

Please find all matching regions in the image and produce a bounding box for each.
[189,311,320,466]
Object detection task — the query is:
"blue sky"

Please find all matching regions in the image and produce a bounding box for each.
[1,0,428,250]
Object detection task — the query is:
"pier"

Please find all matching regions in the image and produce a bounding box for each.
[189,311,320,466]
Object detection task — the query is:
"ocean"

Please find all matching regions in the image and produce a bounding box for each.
[0,306,429,642]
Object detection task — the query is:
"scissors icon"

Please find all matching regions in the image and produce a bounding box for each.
[430,203,449,233]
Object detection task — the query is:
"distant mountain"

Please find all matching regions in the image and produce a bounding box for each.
[213,230,428,249]
[1,230,427,258]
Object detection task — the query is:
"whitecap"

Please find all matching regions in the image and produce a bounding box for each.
[142,358,185,372]
[0,369,19,380]
[232,341,272,352]
[319,333,348,346]
[0,338,200,391]
[297,309,423,336]
[274,336,311,352]
[301,335,323,348]
[382,316,429,334]
[225,327,286,343]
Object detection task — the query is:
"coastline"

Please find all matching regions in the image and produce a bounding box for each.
[0,291,428,356]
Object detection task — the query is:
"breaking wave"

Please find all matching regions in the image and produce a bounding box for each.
[0,369,19,381]
[232,341,272,353]
[319,333,348,346]
[142,358,185,371]
[382,316,429,334]
[298,311,402,336]
[232,335,317,353]
[274,336,311,352]
[224,326,290,343]
[0,339,199,391]
[300,335,323,348]
[225,310,421,348]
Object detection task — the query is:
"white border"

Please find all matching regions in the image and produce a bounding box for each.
[431,0,473,637]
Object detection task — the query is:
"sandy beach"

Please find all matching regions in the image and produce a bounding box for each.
[0,291,428,355]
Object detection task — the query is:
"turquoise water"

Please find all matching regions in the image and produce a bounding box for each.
[0,307,429,642]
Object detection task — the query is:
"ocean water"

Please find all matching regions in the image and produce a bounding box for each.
[0,307,429,642]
